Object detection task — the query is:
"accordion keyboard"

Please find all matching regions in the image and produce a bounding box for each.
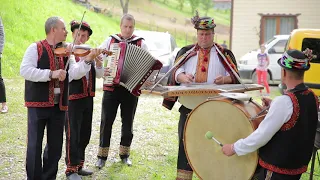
[103,43,120,85]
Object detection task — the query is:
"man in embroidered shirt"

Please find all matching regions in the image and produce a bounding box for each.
[20,16,103,180]
[162,11,239,180]
[222,49,319,180]
[64,20,104,180]
[95,14,148,168]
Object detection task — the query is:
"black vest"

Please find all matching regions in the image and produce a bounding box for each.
[103,34,143,91]
[68,56,96,100]
[259,84,319,175]
[25,40,69,111]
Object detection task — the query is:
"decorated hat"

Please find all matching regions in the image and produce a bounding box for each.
[70,20,93,36]
[191,10,216,30]
[277,49,316,71]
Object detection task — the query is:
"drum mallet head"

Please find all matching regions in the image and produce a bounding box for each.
[205,131,223,147]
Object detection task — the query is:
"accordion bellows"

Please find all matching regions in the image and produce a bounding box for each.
[104,42,162,96]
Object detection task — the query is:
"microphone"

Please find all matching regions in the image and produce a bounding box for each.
[205,131,223,147]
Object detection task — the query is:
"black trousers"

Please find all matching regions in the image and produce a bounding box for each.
[177,105,193,172]
[26,105,65,180]
[98,86,138,159]
[253,166,302,180]
[65,96,93,174]
[0,57,6,103]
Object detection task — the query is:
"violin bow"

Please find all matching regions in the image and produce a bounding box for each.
[64,11,86,71]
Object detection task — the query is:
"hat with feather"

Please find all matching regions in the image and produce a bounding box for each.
[191,10,216,30]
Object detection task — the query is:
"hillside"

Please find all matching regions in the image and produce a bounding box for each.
[0,0,230,77]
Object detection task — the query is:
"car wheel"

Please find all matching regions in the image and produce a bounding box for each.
[251,71,271,84]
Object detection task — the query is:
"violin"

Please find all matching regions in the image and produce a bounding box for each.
[54,44,113,57]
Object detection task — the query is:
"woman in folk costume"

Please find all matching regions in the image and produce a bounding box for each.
[162,11,240,180]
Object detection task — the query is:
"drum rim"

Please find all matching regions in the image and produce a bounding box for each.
[183,98,259,180]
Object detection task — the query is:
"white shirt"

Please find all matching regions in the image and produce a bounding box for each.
[234,95,293,156]
[20,43,92,93]
[175,47,229,84]
[99,36,148,51]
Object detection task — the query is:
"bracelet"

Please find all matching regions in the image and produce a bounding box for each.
[49,70,53,80]
[231,144,236,154]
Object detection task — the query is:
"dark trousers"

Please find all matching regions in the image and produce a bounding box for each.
[65,97,93,174]
[0,57,6,103]
[177,106,193,172]
[26,105,65,180]
[98,86,138,159]
[253,166,302,180]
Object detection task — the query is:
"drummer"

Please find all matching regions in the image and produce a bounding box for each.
[222,49,319,179]
[162,11,239,180]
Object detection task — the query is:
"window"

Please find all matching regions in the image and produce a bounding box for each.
[302,38,320,64]
[268,40,287,54]
[259,14,299,45]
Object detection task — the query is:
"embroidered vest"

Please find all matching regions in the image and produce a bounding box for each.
[259,85,319,175]
[68,56,96,100]
[25,40,69,111]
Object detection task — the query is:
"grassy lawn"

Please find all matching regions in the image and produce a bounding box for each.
[0,79,319,179]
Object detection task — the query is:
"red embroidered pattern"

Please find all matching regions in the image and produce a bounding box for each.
[69,76,89,100]
[281,92,299,131]
[36,41,43,61]
[259,159,307,175]
[25,40,55,107]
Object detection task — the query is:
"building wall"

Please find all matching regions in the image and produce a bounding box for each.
[231,0,320,60]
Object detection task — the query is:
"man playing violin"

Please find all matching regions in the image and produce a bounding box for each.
[162,11,239,180]
[222,49,319,180]
[64,20,104,180]
[20,16,103,180]
[95,14,148,168]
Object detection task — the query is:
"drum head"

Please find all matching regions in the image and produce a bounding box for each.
[184,99,258,180]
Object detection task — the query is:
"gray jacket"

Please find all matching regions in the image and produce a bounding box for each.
[0,18,4,54]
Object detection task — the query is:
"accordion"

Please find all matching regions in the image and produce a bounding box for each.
[103,42,163,96]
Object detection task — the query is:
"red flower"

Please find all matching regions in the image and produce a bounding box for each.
[204,57,208,62]
[201,66,206,72]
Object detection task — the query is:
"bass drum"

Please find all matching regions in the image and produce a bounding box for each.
[184,97,265,180]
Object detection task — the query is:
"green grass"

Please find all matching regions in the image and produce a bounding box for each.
[1,80,319,179]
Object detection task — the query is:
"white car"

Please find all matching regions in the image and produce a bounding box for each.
[238,35,289,84]
[134,30,179,74]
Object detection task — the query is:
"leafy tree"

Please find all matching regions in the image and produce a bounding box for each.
[177,0,184,10]
[201,0,213,16]
[188,0,200,14]
[120,0,129,15]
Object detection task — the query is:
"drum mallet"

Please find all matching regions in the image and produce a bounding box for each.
[205,131,223,147]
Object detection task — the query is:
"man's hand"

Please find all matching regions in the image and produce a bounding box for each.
[95,55,103,68]
[261,97,272,108]
[52,69,67,81]
[222,144,236,156]
[177,73,194,84]
[85,49,105,62]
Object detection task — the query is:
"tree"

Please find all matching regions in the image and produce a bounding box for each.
[188,0,200,14]
[177,0,184,10]
[120,0,129,15]
[201,0,213,16]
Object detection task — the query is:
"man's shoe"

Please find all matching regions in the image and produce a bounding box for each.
[67,173,82,180]
[95,159,106,169]
[1,105,8,113]
[121,158,132,166]
[78,168,93,176]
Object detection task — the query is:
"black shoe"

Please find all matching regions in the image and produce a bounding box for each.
[95,159,106,169]
[67,173,82,180]
[121,158,132,166]
[78,168,93,176]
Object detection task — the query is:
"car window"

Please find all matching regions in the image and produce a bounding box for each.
[269,40,287,54]
[263,37,276,46]
[302,38,320,64]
